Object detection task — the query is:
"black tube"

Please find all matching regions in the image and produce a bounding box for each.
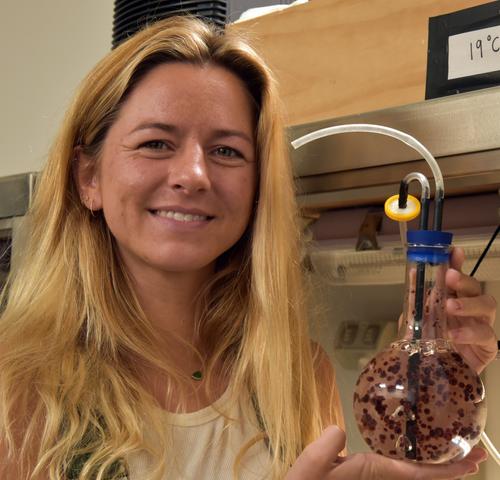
[405,351,420,460]
[405,262,425,459]
[433,194,444,231]
[470,225,499,277]
[419,197,430,231]
[397,174,429,460]
[399,180,409,209]
[413,265,425,341]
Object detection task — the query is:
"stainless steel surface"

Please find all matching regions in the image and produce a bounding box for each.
[297,150,500,194]
[290,86,500,176]
[0,173,37,284]
[0,218,14,238]
[298,170,500,211]
[289,87,500,211]
[298,175,500,211]
[0,173,37,219]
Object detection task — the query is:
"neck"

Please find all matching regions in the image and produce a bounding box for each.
[118,256,233,411]
[120,252,216,378]
[118,254,226,408]
[128,261,214,343]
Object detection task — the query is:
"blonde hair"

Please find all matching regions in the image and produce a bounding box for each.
[0,16,342,480]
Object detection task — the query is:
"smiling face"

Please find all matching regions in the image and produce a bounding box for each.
[78,62,257,278]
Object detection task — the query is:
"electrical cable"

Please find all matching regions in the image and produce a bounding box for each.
[470,225,500,277]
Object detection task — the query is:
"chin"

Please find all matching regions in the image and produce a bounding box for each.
[150,241,240,271]
[161,262,215,274]
[146,254,217,274]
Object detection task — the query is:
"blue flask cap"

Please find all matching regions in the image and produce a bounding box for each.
[407,230,453,264]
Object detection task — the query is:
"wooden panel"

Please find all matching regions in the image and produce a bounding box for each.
[230,0,488,126]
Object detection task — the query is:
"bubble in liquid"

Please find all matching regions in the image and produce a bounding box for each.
[353,341,487,463]
[396,434,413,454]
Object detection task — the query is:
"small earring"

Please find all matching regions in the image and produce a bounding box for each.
[83,196,96,217]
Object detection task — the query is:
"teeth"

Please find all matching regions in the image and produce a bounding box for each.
[155,210,209,222]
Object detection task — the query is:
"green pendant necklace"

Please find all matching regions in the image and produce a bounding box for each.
[191,370,203,381]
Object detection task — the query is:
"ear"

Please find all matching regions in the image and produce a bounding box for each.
[73,146,103,211]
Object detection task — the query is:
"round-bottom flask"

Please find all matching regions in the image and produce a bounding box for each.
[353,231,486,463]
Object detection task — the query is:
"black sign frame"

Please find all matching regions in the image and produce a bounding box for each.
[426,1,500,99]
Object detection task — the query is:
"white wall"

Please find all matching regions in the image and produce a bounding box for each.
[0,1,114,177]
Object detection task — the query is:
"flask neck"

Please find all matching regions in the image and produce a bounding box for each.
[399,245,450,342]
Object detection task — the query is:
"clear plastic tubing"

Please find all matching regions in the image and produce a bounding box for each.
[291,123,444,201]
[402,172,431,241]
[482,430,500,466]
[403,172,431,201]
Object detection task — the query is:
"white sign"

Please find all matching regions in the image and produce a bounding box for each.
[448,25,500,80]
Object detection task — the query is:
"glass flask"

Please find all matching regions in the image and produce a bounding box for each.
[353,230,487,463]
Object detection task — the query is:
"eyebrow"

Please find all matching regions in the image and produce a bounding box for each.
[129,122,253,145]
[212,129,254,146]
[130,122,179,135]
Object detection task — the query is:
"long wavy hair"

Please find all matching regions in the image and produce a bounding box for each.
[0,16,342,480]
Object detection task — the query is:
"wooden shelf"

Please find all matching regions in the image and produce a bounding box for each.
[230,0,489,126]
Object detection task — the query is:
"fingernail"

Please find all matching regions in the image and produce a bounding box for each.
[478,450,488,462]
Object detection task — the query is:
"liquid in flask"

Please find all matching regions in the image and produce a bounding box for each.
[353,231,486,463]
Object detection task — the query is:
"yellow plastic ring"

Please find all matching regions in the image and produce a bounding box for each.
[384,194,421,222]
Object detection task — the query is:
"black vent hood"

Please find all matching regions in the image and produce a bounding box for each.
[112,0,228,48]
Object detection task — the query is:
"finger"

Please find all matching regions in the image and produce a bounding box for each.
[295,425,346,477]
[447,295,497,325]
[388,454,481,480]
[331,451,481,480]
[464,446,488,463]
[449,246,465,273]
[446,269,482,298]
[448,320,497,346]
[316,425,346,462]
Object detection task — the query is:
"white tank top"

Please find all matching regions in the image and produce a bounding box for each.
[126,389,273,479]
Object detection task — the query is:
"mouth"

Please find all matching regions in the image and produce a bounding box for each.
[149,209,215,223]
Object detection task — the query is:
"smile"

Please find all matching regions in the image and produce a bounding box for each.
[151,210,213,223]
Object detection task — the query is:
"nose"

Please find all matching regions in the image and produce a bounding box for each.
[168,140,211,193]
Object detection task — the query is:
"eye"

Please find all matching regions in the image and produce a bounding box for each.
[213,146,244,159]
[139,140,171,150]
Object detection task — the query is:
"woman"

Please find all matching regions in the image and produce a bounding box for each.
[0,16,496,480]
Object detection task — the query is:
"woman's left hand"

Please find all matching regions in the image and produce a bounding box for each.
[446,247,498,373]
